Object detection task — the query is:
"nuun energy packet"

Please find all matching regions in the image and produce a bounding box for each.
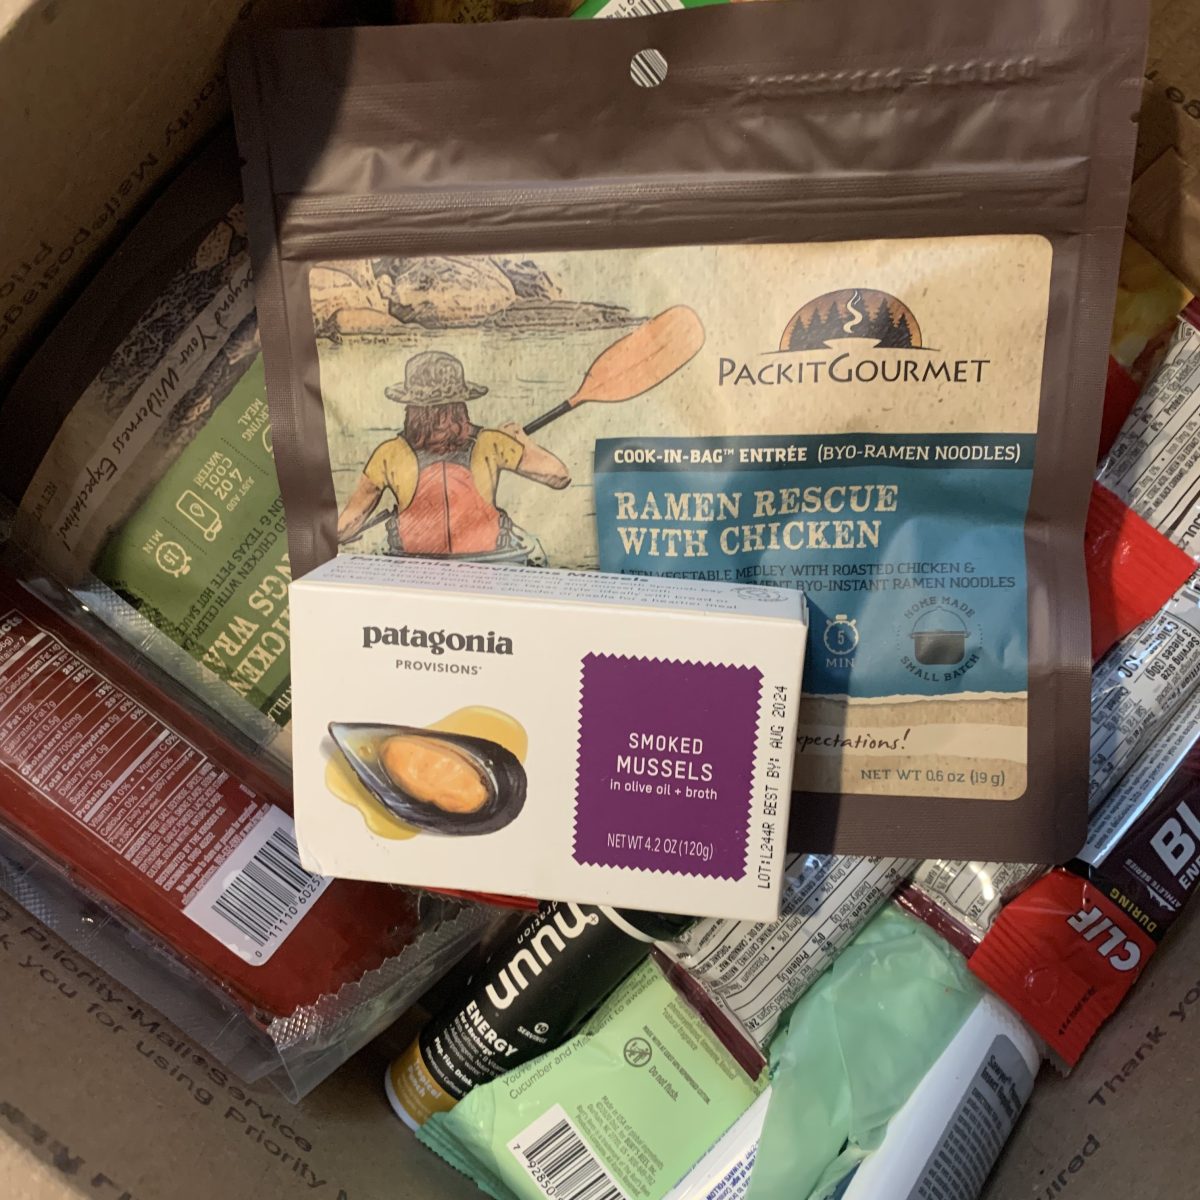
[660,854,917,1048]
[417,957,765,1200]
[387,902,691,1127]
[0,568,430,1020]
[668,992,1039,1200]
[231,0,1147,860]
[970,695,1200,1066]
[288,555,806,920]
[0,131,295,750]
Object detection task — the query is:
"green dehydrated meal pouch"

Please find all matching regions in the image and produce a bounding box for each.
[1,132,294,749]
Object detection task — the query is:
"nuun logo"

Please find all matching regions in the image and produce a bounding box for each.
[485,905,601,1009]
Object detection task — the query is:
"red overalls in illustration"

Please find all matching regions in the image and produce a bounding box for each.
[336,351,570,561]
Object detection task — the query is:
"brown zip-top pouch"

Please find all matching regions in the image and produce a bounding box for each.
[230,0,1147,861]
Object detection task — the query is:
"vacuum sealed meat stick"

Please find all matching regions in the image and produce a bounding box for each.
[231,0,1147,861]
[0,568,424,1018]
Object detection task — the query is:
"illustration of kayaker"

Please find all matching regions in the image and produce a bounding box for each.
[336,350,570,557]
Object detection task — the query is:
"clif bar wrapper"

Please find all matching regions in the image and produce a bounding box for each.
[900,588,1200,954]
[969,698,1200,1065]
[0,568,423,1019]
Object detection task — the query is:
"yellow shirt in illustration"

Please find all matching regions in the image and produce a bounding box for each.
[363,430,523,509]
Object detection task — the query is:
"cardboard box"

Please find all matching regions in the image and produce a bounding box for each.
[0,0,350,388]
[3,885,1200,1199]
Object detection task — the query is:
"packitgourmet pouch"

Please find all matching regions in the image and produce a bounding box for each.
[230,1,1147,859]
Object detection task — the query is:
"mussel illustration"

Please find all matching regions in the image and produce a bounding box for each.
[328,723,526,835]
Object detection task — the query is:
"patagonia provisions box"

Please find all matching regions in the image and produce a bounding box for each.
[289,555,806,920]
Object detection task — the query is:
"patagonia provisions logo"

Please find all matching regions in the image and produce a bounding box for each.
[362,623,513,656]
[485,904,601,1010]
[718,288,990,387]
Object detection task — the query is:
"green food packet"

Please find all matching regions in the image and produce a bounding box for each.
[94,357,294,726]
[749,906,981,1200]
[418,958,765,1200]
[571,0,726,19]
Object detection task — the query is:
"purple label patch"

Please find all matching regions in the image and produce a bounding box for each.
[574,653,762,879]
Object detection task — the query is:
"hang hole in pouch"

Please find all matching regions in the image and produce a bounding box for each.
[631,48,667,87]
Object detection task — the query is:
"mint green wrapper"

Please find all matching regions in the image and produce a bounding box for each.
[418,959,765,1200]
[748,907,981,1200]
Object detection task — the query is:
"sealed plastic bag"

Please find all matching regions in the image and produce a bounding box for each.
[231,0,1147,860]
[748,906,979,1200]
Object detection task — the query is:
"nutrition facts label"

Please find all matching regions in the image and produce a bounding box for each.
[0,607,326,964]
[910,860,1043,939]
[1098,316,1200,552]
[1088,587,1200,809]
[663,854,916,1044]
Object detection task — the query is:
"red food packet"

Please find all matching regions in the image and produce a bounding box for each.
[1084,481,1196,661]
[967,867,1156,1066]
[0,571,421,1019]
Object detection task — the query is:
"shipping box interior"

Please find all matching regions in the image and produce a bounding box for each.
[4,0,1200,1196]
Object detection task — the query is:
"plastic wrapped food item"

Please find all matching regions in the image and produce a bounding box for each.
[1099,238,1195,460]
[970,691,1200,1066]
[0,130,294,761]
[668,991,1040,1200]
[897,860,1047,957]
[1083,483,1196,663]
[659,854,916,1049]
[1089,585,1200,809]
[387,903,692,1127]
[417,958,765,1200]
[231,0,1147,862]
[1098,307,1200,554]
[0,565,489,1096]
[747,907,980,1200]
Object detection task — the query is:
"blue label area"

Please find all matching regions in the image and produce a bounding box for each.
[594,433,1033,700]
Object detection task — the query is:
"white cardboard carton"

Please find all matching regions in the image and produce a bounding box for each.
[290,556,806,920]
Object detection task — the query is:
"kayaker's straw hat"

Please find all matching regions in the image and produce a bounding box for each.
[385,351,488,406]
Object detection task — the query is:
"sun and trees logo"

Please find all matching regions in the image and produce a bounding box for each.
[780,288,923,352]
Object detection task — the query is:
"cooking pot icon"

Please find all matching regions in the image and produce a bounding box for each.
[910,608,969,665]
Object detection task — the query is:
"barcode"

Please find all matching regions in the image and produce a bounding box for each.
[510,1107,630,1200]
[624,0,678,13]
[212,825,314,946]
[596,0,683,18]
[182,806,332,965]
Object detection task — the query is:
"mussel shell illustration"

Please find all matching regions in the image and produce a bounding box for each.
[328,723,526,835]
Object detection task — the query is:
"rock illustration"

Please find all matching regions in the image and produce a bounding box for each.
[312,255,638,336]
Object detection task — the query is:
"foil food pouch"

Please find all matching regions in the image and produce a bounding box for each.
[230,1,1147,859]
[0,131,296,752]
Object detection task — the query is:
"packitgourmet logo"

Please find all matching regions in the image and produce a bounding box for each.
[717,287,990,387]
[362,623,513,655]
